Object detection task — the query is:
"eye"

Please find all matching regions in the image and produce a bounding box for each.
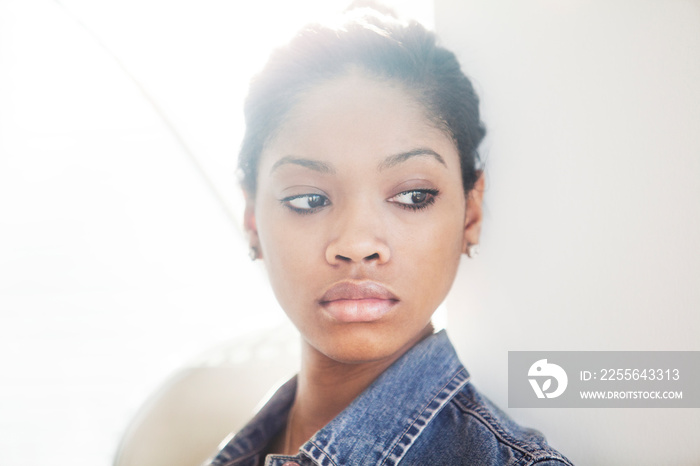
[388,189,439,211]
[281,193,330,214]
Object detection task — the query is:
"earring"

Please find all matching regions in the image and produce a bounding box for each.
[249,246,258,261]
[466,244,480,259]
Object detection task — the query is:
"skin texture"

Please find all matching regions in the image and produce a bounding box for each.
[244,71,484,454]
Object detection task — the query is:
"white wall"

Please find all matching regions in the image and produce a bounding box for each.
[436,1,700,464]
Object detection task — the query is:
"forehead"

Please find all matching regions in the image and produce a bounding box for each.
[259,72,459,173]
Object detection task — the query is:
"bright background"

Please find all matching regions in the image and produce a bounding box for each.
[438,1,700,465]
[0,0,698,465]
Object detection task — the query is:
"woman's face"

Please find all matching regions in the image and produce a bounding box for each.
[247,72,483,364]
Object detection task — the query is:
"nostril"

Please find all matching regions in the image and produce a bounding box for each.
[364,253,380,261]
[335,254,352,262]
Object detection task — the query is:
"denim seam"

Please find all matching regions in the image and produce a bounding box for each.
[305,439,338,466]
[379,368,471,466]
[527,458,571,465]
[454,400,571,466]
[456,406,538,466]
[264,454,309,466]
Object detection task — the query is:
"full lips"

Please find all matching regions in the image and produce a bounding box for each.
[320,281,399,323]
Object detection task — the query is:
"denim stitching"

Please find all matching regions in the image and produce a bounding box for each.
[453,396,573,466]
[379,368,471,466]
[305,439,339,466]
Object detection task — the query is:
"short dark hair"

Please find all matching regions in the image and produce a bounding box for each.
[238,8,485,196]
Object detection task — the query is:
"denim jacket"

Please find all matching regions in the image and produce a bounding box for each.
[204,331,573,466]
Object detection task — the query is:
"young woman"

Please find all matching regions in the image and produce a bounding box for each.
[205,7,572,466]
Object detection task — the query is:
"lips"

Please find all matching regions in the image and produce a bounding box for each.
[320,281,399,323]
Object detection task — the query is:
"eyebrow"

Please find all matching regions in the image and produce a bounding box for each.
[268,147,446,175]
[269,156,336,175]
[378,148,446,170]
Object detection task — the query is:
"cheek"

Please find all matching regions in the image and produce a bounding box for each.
[259,211,325,259]
[255,203,323,307]
[394,197,466,257]
[389,209,465,292]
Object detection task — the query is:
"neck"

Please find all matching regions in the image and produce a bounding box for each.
[281,324,434,455]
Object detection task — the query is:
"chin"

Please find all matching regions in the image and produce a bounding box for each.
[308,323,426,365]
[321,345,395,365]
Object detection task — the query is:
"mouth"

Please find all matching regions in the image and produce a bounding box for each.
[319,281,399,323]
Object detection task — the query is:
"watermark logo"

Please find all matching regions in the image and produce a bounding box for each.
[528,359,568,399]
[510,351,697,408]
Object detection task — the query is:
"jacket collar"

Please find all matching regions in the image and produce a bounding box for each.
[301,330,470,465]
[216,330,470,466]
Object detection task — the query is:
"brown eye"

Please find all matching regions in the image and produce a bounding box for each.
[307,194,327,208]
[410,192,428,204]
[283,194,330,213]
[388,189,439,211]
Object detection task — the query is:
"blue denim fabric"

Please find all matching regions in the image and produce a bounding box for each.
[204,331,573,466]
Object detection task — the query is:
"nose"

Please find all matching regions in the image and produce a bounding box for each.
[325,202,391,266]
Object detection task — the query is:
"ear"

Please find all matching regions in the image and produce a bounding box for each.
[243,191,262,260]
[462,172,485,254]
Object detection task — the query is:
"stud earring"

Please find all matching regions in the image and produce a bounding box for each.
[466,244,480,259]
[249,246,258,261]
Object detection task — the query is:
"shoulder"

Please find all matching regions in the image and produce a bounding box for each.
[403,381,574,465]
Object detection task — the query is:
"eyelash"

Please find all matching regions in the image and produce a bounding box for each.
[280,194,330,215]
[388,189,439,211]
[280,189,440,214]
